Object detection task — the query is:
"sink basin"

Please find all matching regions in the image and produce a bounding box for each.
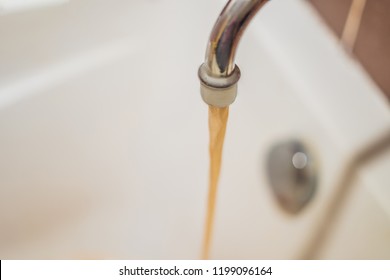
[0,0,389,259]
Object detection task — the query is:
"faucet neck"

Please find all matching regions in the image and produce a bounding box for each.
[205,0,269,77]
[198,0,270,107]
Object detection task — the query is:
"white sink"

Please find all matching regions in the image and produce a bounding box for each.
[0,0,389,259]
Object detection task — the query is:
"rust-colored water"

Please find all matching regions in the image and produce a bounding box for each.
[201,105,229,260]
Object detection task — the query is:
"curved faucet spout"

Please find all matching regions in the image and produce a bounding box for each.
[206,0,269,76]
[198,0,269,107]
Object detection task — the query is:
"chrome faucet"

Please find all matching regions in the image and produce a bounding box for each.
[198,0,269,107]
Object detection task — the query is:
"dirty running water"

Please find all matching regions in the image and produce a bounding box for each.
[202,105,229,260]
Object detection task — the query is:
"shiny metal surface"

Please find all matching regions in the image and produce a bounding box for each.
[198,0,269,107]
[266,140,317,214]
[205,0,269,76]
[198,62,240,107]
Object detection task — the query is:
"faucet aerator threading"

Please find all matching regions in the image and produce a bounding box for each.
[198,0,269,108]
[198,63,241,108]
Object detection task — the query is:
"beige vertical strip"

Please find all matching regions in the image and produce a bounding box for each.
[341,0,367,52]
[202,106,229,260]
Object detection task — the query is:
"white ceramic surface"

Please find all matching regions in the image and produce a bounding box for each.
[0,0,389,259]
